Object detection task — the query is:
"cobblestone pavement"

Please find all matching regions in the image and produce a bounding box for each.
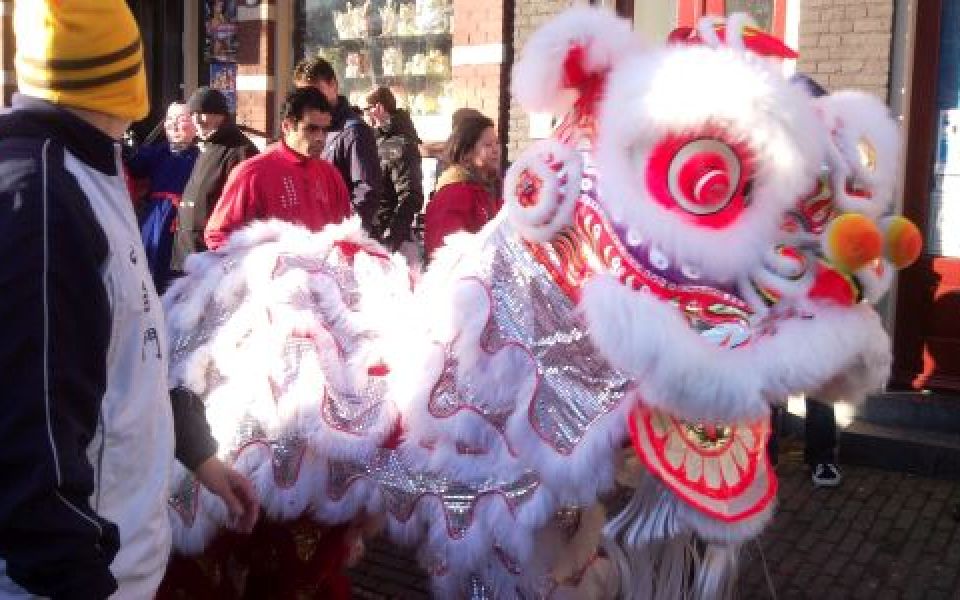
[350,439,960,599]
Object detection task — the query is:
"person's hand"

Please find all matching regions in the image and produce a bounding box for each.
[193,456,259,533]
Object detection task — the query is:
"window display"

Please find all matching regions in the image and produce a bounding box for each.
[724,0,774,32]
[299,0,454,141]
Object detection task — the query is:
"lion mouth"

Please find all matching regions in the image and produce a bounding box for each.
[527,194,755,349]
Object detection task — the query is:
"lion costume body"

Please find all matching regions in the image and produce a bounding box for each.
[162,8,920,598]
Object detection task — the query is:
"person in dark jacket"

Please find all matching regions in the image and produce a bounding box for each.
[294,57,385,238]
[0,2,257,598]
[424,112,502,261]
[126,101,199,291]
[361,86,424,251]
[171,86,258,272]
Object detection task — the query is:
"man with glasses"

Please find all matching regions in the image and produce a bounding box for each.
[126,102,199,291]
[204,87,351,249]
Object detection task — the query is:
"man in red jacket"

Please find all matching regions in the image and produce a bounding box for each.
[204,87,352,249]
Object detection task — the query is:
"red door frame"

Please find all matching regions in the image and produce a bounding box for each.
[891,0,960,392]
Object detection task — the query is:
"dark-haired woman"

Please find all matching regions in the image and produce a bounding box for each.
[424,113,502,260]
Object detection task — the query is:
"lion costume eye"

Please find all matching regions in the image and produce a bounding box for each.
[668,139,741,215]
[642,133,754,229]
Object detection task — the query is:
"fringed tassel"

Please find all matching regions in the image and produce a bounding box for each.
[602,475,742,600]
[692,541,740,599]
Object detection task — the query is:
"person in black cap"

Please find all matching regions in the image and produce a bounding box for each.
[171,86,258,273]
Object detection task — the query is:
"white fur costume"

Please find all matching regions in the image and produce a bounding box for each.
[164,8,919,599]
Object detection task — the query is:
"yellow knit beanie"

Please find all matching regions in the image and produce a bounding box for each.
[14,0,149,121]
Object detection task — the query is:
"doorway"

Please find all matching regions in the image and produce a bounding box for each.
[894,0,960,392]
[127,0,185,142]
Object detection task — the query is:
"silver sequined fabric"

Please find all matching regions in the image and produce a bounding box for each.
[428,343,529,445]
[271,436,307,488]
[322,376,388,436]
[170,304,233,369]
[327,448,540,540]
[487,228,630,455]
[169,475,199,526]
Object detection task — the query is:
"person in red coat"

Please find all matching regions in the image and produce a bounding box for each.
[204,87,351,249]
[424,112,502,260]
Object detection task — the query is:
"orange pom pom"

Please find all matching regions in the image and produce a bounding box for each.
[881,215,923,269]
[821,213,884,274]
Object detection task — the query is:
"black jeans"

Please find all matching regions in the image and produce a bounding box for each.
[804,397,837,466]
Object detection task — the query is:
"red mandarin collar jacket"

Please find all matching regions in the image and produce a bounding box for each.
[205,140,352,249]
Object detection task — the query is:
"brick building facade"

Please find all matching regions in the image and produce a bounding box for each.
[0,1,905,151]
[507,0,573,160]
[234,1,279,139]
[451,0,508,134]
[0,1,905,141]
[795,0,895,101]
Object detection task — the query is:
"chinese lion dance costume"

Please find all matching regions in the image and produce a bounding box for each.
[162,7,922,599]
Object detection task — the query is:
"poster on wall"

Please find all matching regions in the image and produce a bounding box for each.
[210,62,238,114]
[205,0,238,63]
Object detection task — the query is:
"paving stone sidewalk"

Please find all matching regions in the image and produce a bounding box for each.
[350,439,960,599]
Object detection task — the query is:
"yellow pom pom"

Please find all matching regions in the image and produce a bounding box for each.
[821,213,883,274]
[881,215,923,269]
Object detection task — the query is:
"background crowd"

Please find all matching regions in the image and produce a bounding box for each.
[127,58,503,294]
[0,1,502,597]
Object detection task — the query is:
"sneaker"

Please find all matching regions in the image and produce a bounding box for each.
[812,463,843,487]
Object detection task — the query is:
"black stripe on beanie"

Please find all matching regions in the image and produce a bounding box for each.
[19,38,142,72]
[19,61,142,91]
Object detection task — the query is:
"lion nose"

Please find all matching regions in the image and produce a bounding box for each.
[822,213,883,273]
[880,215,922,269]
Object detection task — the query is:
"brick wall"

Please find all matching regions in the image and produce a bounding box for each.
[235,0,277,142]
[451,0,508,145]
[506,0,574,161]
[1,0,13,106]
[795,0,894,101]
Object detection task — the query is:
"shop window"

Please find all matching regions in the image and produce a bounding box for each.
[609,0,783,43]
[677,0,786,39]
[724,0,774,32]
[296,0,454,141]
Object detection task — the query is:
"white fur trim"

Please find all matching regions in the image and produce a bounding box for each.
[503,139,583,242]
[856,259,896,304]
[510,6,644,114]
[595,45,824,282]
[719,13,758,54]
[815,91,900,218]
[581,275,891,422]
